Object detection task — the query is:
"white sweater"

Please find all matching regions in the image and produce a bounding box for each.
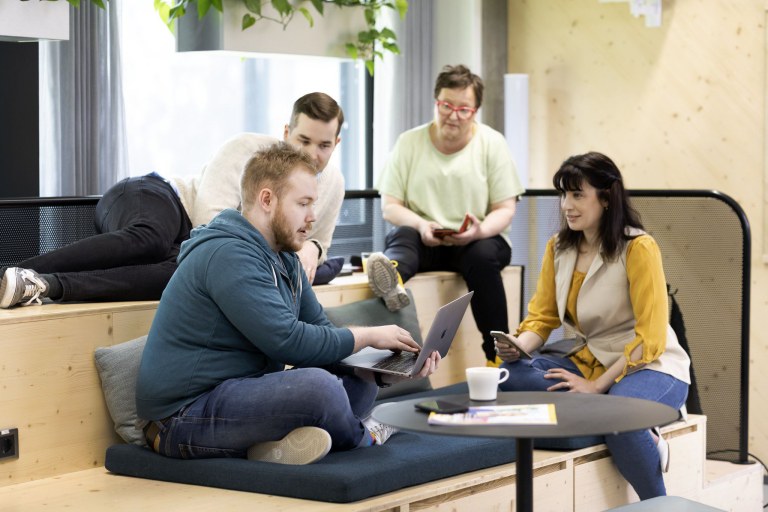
[169,133,345,263]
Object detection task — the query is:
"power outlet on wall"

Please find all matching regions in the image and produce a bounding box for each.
[0,428,19,460]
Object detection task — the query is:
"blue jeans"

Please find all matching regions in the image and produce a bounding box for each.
[500,355,688,500]
[152,367,379,459]
[383,226,512,362]
[19,173,192,301]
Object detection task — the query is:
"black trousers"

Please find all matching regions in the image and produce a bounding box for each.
[383,226,512,362]
[18,174,192,302]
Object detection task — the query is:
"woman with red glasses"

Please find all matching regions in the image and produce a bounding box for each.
[368,64,525,366]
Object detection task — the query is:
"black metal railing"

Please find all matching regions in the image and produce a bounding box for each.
[0,189,750,464]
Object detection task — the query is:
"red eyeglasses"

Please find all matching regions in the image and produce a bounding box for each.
[435,100,477,119]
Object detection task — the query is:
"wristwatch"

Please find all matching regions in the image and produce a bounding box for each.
[374,373,392,388]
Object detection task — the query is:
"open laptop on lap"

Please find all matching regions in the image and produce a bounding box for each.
[339,291,473,377]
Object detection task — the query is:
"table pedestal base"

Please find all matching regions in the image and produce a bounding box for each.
[516,438,533,512]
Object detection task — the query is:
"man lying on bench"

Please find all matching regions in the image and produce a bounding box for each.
[0,92,346,308]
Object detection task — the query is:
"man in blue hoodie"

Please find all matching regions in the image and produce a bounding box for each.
[136,142,440,465]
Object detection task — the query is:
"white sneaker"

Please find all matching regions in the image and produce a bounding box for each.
[247,427,331,465]
[366,252,410,312]
[363,403,400,445]
[653,427,670,473]
[0,267,49,308]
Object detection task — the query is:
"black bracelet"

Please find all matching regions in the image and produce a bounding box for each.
[374,372,392,388]
[309,239,323,259]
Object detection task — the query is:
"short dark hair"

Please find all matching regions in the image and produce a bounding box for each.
[288,92,344,138]
[433,64,484,108]
[553,151,643,261]
[241,142,317,210]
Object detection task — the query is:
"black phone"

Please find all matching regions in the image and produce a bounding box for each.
[414,399,468,414]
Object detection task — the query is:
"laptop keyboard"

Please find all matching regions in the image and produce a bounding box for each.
[372,352,418,374]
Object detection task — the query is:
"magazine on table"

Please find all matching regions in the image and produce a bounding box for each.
[427,403,558,426]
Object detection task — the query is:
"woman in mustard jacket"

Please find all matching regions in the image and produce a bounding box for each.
[497,152,690,500]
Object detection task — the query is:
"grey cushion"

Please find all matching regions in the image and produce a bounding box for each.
[324,289,432,399]
[94,292,427,445]
[94,336,147,446]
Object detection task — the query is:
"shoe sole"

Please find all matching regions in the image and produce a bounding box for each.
[247,427,331,465]
[367,255,410,312]
[653,427,670,473]
[0,268,18,308]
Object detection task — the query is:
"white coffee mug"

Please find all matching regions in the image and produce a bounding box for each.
[466,366,510,401]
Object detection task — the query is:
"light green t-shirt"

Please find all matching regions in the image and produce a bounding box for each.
[377,122,525,230]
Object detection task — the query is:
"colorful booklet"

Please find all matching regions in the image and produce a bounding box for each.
[427,404,558,426]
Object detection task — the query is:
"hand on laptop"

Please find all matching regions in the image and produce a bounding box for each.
[349,324,420,354]
[358,350,441,386]
[414,350,440,378]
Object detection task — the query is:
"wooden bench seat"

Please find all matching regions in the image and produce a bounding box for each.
[1,265,762,511]
[0,268,521,486]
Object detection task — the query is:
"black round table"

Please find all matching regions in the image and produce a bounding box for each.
[373,391,678,512]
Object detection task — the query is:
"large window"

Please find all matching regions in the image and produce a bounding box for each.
[120,2,368,188]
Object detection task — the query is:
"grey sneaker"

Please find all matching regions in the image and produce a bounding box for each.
[0,267,49,308]
[363,404,400,445]
[366,252,410,312]
[247,427,331,465]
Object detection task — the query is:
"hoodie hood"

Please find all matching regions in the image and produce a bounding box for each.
[180,208,270,264]
[179,208,300,285]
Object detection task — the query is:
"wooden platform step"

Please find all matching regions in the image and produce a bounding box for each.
[4,415,759,512]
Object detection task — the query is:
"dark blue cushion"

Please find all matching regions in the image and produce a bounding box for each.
[105,430,517,503]
[105,382,604,502]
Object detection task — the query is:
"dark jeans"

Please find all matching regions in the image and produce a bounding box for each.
[19,174,192,302]
[152,367,378,459]
[383,226,512,362]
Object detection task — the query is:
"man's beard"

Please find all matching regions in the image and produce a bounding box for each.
[271,206,305,252]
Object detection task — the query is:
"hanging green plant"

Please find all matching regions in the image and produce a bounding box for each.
[154,0,407,75]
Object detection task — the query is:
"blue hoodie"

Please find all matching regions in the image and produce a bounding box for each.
[136,208,355,420]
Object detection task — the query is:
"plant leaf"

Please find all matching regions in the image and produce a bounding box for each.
[91,0,106,9]
[357,29,378,43]
[271,0,291,16]
[310,0,324,15]
[297,7,314,27]
[365,59,375,76]
[382,42,399,54]
[395,0,408,19]
[154,0,172,28]
[244,0,261,15]
[210,0,223,12]
[364,7,375,26]
[345,43,358,60]
[197,0,211,19]
[168,5,187,22]
[242,13,256,30]
[380,27,396,40]
[68,0,81,7]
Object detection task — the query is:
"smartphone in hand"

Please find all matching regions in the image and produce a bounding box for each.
[433,214,472,238]
[490,331,533,359]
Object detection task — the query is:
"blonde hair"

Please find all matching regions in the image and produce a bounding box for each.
[240,142,317,210]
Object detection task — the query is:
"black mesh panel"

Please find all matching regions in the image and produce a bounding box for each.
[509,191,749,463]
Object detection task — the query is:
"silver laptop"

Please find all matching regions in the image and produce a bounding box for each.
[339,291,473,377]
